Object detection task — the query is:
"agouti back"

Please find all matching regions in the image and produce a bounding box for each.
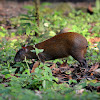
[14,32,88,67]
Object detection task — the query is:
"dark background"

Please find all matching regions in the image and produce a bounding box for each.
[0,0,95,2]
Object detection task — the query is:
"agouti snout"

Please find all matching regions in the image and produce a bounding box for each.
[14,32,88,68]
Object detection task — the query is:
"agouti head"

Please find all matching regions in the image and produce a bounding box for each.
[14,32,88,68]
[14,46,38,62]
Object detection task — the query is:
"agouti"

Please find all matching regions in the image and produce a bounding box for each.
[14,32,88,68]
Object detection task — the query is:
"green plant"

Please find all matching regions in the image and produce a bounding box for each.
[16,5,39,36]
[0,26,9,38]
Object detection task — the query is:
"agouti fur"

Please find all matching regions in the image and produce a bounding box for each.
[14,32,88,67]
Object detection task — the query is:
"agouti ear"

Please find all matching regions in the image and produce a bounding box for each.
[22,46,28,52]
[22,45,28,49]
[22,45,28,52]
[22,46,26,49]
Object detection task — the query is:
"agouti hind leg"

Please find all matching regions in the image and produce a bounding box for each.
[71,52,88,68]
[78,59,88,68]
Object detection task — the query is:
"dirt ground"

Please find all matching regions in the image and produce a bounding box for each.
[0,1,94,19]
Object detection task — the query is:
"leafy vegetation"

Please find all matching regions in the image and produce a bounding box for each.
[0,1,100,100]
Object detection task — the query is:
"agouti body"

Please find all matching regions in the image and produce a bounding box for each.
[14,32,88,67]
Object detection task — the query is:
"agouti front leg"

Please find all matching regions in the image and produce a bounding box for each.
[37,53,45,63]
[38,52,52,63]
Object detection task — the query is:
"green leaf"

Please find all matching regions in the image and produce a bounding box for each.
[49,31,56,36]
[35,48,44,55]
[26,27,31,35]
[68,79,77,85]
[35,67,40,73]
[42,80,46,89]
[5,74,11,79]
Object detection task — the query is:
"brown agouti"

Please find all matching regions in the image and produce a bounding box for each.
[14,32,88,68]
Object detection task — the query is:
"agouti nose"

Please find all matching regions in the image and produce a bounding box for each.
[14,58,21,62]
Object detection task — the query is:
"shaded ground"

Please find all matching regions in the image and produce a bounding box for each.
[0,1,31,19]
[0,1,94,22]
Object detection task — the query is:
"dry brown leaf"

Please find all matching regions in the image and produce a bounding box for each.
[64,74,72,79]
[76,89,85,94]
[59,67,68,73]
[31,61,40,73]
[90,73,94,76]
[89,63,99,72]
[50,63,56,69]
[60,60,68,67]
[52,68,61,75]
[88,37,100,44]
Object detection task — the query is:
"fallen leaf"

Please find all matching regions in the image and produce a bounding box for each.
[52,68,61,75]
[89,63,99,72]
[76,89,85,94]
[31,61,40,73]
[50,63,56,69]
[94,68,100,74]
[90,73,93,76]
[88,37,100,44]
[59,67,68,73]
[60,60,68,67]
